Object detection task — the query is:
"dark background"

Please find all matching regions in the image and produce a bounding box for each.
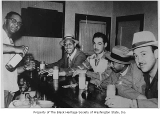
[21,7,63,38]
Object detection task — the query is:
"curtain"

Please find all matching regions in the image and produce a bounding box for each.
[79,20,106,55]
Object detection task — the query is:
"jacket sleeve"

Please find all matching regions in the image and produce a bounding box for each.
[86,67,112,80]
[46,58,65,68]
[64,53,87,76]
[116,63,145,99]
[116,75,143,99]
[73,56,92,70]
[86,67,113,89]
[137,98,158,108]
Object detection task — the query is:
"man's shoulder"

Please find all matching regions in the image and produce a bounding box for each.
[87,53,96,59]
[76,49,86,56]
[102,51,110,59]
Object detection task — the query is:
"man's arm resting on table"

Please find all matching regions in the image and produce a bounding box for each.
[86,69,111,81]
[131,98,158,108]
[137,98,158,108]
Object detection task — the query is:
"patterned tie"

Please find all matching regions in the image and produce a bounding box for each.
[95,59,100,66]
[68,57,71,68]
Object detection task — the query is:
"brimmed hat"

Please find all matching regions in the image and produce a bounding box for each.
[59,34,79,46]
[127,31,158,55]
[105,45,131,64]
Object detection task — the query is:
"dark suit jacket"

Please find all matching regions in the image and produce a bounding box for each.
[47,49,86,76]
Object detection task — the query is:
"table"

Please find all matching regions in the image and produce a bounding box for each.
[18,72,108,108]
[43,77,108,108]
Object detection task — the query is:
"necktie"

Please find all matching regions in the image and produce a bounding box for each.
[95,59,100,66]
[68,57,71,68]
[119,73,122,79]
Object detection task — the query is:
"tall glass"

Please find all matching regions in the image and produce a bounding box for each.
[24,54,35,78]
[79,73,86,89]
[106,84,116,97]
[40,61,45,70]
[53,79,59,91]
[53,66,59,79]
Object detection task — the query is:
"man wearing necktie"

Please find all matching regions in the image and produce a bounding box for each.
[45,34,86,77]
[104,45,146,99]
[73,32,111,90]
[105,31,158,108]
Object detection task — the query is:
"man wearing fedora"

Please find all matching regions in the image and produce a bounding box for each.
[104,45,146,98]
[45,34,86,76]
[105,31,158,108]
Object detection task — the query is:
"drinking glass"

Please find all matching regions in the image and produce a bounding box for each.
[106,84,116,97]
[24,54,35,78]
[79,73,86,89]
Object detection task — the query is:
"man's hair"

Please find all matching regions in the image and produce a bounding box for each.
[92,32,108,44]
[5,11,21,19]
[151,46,158,53]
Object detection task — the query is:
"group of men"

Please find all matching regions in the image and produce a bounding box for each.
[2,11,158,108]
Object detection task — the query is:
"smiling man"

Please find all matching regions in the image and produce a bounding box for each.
[105,31,158,108]
[46,34,86,77]
[2,11,34,108]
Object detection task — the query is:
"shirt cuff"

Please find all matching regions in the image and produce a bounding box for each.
[132,99,138,108]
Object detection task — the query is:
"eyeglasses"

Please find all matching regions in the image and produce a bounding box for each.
[8,18,22,27]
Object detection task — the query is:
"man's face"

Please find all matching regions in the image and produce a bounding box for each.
[5,14,22,34]
[64,39,76,55]
[19,78,28,92]
[93,37,107,55]
[133,46,156,73]
[110,61,124,73]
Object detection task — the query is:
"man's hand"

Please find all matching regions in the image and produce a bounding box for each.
[105,95,133,108]
[38,68,52,75]
[72,69,87,77]
[59,71,66,76]
[15,46,28,56]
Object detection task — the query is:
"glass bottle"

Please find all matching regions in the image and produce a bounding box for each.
[40,61,45,70]
[5,47,28,72]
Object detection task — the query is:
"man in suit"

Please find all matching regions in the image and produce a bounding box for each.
[45,34,86,77]
[105,31,158,108]
[104,45,146,99]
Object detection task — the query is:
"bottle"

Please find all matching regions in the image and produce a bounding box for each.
[40,61,45,70]
[5,47,28,72]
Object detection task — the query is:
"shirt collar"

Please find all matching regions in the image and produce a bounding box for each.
[120,66,129,76]
[92,51,105,59]
[67,48,77,61]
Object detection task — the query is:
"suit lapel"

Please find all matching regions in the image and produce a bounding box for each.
[70,49,79,67]
[64,53,69,68]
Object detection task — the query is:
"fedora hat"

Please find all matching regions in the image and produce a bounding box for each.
[127,31,158,55]
[59,34,79,46]
[105,45,131,64]
[132,31,158,49]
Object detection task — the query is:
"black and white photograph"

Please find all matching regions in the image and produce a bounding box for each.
[0,0,158,114]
